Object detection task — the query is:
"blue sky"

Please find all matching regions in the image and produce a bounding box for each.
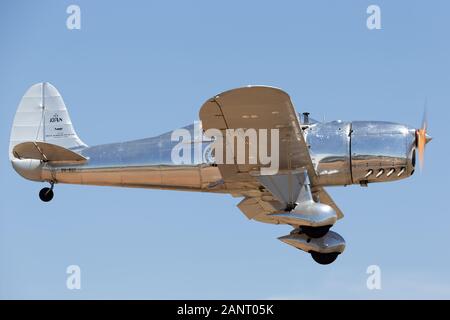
[1,0,449,299]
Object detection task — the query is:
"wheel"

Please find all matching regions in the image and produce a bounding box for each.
[39,187,54,202]
[310,251,339,265]
[300,225,332,238]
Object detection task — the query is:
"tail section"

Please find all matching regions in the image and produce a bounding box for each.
[9,82,87,161]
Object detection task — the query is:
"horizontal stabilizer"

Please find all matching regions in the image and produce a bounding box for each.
[12,141,87,164]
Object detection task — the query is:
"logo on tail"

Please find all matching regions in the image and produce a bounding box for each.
[50,113,63,123]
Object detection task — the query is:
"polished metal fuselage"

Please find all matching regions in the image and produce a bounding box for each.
[305,120,416,186]
[13,120,417,192]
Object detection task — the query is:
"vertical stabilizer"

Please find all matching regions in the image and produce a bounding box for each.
[9,82,87,160]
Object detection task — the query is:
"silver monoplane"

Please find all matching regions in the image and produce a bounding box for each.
[9,83,431,264]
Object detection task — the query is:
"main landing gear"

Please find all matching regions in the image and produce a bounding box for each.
[39,182,54,202]
[300,225,332,239]
[278,229,346,265]
[309,251,340,265]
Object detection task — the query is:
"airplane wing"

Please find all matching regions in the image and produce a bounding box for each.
[200,86,343,220]
[199,86,317,186]
[236,186,344,223]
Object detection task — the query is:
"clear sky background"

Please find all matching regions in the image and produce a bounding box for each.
[1,0,449,299]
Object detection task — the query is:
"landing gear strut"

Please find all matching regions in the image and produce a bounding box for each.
[39,182,54,202]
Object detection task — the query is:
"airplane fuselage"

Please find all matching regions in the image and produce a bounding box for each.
[12,119,417,192]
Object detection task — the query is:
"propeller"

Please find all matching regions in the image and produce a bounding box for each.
[415,104,432,170]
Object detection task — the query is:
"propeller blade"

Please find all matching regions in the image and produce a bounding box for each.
[417,128,426,170]
[417,104,431,170]
[422,99,428,131]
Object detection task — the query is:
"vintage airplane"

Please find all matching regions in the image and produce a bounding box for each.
[9,82,431,264]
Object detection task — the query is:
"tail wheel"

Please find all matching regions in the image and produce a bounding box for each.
[39,187,54,202]
[310,251,340,265]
